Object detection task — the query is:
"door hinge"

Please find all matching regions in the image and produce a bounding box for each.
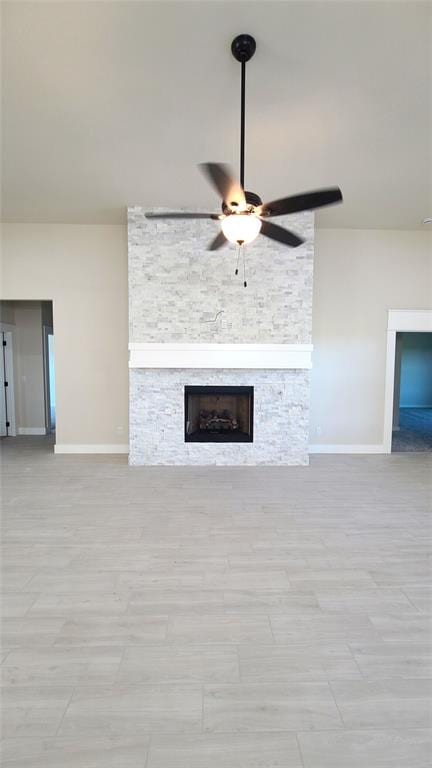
[6,421,10,428]
[2,340,6,347]
[4,381,8,387]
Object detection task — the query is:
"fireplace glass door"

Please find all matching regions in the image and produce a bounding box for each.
[184,386,254,443]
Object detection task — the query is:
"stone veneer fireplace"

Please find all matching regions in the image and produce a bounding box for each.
[128,207,314,465]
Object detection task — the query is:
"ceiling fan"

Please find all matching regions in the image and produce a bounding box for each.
[146,34,342,260]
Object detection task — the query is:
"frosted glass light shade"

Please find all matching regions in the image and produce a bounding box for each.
[221,213,262,245]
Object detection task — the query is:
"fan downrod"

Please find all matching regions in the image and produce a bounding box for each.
[231,34,256,63]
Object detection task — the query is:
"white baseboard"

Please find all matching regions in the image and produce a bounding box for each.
[309,444,386,454]
[400,405,432,409]
[54,444,129,454]
[54,443,386,456]
[18,427,47,436]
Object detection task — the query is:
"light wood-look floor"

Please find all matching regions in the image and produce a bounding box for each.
[1,437,431,767]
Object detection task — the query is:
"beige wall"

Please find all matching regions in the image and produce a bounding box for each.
[310,229,432,447]
[1,222,431,450]
[0,224,128,447]
[0,300,16,325]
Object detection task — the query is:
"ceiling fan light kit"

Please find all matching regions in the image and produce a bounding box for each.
[221,212,262,245]
[146,34,343,282]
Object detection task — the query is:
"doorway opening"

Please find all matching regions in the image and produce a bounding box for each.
[383,310,432,453]
[392,332,432,452]
[0,300,55,448]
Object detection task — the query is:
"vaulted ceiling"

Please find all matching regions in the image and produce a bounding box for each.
[2,1,431,228]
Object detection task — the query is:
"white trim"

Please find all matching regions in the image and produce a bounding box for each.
[18,427,47,436]
[129,343,313,370]
[383,309,432,453]
[383,329,397,453]
[400,404,432,409]
[309,444,385,454]
[42,325,54,432]
[54,444,129,454]
[388,309,432,332]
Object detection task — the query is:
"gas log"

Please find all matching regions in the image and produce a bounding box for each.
[199,409,239,432]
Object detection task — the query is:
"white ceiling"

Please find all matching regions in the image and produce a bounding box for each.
[2,1,431,228]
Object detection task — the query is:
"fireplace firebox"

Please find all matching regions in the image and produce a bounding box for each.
[184,386,254,443]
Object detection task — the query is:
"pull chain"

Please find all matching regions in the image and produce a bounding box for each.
[234,244,247,287]
[235,244,241,276]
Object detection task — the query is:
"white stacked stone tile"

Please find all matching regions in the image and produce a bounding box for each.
[128,206,313,465]
[130,368,310,466]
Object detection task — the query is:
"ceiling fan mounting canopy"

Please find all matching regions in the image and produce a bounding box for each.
[222,190,262,215]
[231,34,256,63]
[145,33,343,258]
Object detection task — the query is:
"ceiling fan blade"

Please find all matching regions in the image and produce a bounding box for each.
[199,163,245,208]
[259,187,343,217]
[260,220,304,248]
[145,212,220,220]
[207,230,228,251]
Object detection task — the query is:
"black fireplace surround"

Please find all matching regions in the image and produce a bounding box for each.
[184,386,254,443]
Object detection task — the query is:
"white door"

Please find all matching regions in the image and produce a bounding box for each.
[0,334,7,436]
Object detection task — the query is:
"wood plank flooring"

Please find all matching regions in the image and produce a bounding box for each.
[1,437,431,767]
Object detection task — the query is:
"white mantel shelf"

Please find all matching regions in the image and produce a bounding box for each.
[129,343,313,370]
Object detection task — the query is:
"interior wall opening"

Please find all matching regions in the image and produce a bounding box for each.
[0,300,55,450]
[392,331,432,452]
